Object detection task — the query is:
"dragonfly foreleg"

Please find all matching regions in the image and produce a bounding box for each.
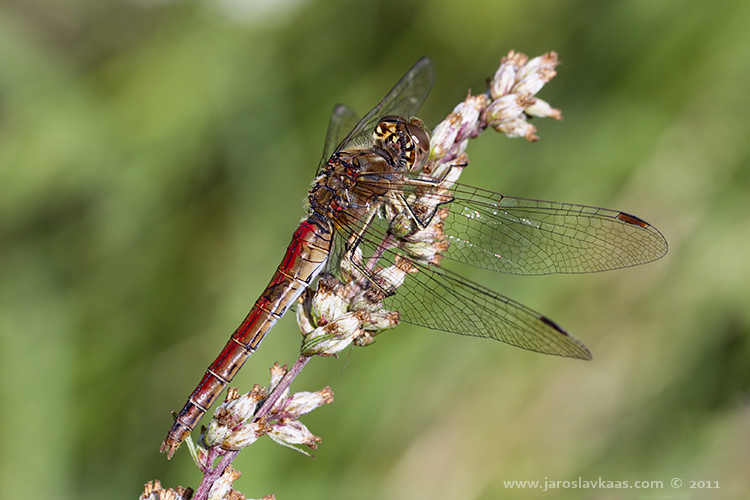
[335,208,401,301]
[386,170,457,238]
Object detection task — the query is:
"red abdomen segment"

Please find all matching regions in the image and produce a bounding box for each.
[161,219,332,457]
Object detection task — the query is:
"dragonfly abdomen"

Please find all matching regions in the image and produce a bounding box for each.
[161,218,332,458]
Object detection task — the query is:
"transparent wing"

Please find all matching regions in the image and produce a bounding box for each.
[393,178,668,275]
[382,256,592,359]
[317,58,435,174]
[318,104,360,171]
[439,183,669,275]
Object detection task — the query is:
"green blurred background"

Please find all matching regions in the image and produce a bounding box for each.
[1,0,749,499]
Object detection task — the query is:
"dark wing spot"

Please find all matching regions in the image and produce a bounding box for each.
[540,315,568,335]
[617,212,649,228]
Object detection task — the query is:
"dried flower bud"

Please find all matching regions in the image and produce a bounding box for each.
[295,299,315,336]
[207,465,242,500]
[300,312,365,356]
[358,309,400,334]
[430,95,490,163]
[429,113,459,161]
[268,419,322,455]
[310,280,349,326]
[402,221,449,266]
[222,421,267,450]
[140,480,193,500]
[524,97,562,120]
[483,93,536,127]
[268,363,287,393]
[513,51,559,96]
[222,388,263,423]
[490,50,529,98]
[376,255,419,291]
[204,385,266,448]
[454,95,490,139]
[492,116,539,141]
[281,387,334,417]
[204,419,232,449]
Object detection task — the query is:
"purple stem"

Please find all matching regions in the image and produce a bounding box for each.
[254,355,311,421]
[365,233,395,272]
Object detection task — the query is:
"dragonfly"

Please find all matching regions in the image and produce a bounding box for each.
[161,57,667,457]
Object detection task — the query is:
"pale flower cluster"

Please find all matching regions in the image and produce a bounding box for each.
[485,50,562,139]
[199,363,333,456]
[430,50,562,175]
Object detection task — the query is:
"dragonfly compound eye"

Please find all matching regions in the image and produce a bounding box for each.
[406,121,430,153]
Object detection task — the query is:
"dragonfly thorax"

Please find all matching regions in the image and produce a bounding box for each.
[308,116,430,229]
[309,149,395,228]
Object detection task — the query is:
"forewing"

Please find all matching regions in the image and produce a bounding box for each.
[413,181,668,275]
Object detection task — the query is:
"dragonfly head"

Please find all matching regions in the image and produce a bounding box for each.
[374,116,430,172]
